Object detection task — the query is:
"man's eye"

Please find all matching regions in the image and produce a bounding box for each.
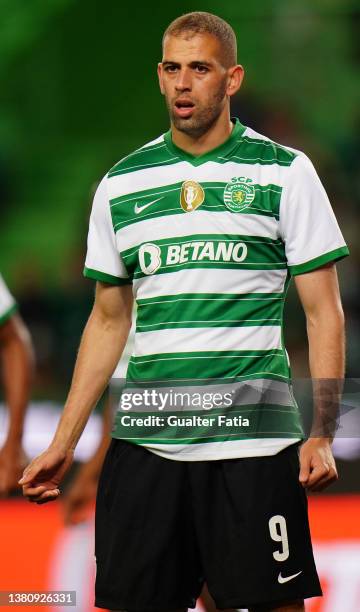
[195,65,208,73]
[165,66,178,72]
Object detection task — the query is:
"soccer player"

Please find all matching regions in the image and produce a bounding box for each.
[0,274,33,496]
[20,12,349,612]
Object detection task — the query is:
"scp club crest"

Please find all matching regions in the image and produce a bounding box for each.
[223,177,255,212]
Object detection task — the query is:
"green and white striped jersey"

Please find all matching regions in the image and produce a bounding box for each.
[84,118,349,461]
[0,275,17,325]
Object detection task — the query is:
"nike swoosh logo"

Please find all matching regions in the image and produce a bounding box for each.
[278,571,302,584]
[134,196,163,214]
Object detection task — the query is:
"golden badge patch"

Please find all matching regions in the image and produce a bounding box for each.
[180,180,205,212]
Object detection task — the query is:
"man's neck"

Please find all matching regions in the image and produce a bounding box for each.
[170,111,234,157]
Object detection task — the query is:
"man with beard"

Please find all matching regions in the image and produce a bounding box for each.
[20,12,348,612]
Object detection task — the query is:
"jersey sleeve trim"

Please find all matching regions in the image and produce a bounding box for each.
[83,267,132,286]
[0,303,18,325]
[288,246,349,276]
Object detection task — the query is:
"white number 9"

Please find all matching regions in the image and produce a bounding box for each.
[269,514,289,561]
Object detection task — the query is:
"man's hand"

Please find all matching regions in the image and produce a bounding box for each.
[18,282,132,508]
[0,442,29,497]
[62,464,99,525]
[19,446,74,504]
[299,438,338,492]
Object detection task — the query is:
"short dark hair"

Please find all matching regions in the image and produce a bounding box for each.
[162,11,237,68]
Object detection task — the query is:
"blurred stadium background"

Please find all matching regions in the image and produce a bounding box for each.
[0,1,359,610]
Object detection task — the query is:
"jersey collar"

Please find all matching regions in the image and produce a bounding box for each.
[163,117,246,167]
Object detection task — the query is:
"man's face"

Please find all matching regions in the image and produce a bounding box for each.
[158,32,231,137]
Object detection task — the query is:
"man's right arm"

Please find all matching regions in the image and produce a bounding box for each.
[19,280,133,504]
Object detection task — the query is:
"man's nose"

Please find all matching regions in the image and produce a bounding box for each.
[175,69,192,91]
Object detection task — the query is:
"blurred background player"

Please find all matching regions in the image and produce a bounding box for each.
[0,274,33,496]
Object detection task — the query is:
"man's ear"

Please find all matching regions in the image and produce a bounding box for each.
[157,62,165,95]
[226,64,245,97]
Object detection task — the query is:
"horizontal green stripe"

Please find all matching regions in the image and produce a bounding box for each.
[131,349,284,360]
[0,303,17,325]
[83,267,132,285]
[122,234,286,280]
[110,182,282,231]
[136,292,283,331]
[127,350,289,381]
[110,181,282,210]
[289,246,349,275]
[115,201,278,232]
[122,233,283,259]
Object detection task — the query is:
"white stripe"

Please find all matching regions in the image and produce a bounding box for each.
[137,318,280,328]
[132,438,301,460]
[122,369,289,383]
[116,210,279,251]
[107,159,291,199]
[134,267,287,299]
[133,262,286,279]
[139,296,283,305]
[131,356,282,363]
[133,325,282,356]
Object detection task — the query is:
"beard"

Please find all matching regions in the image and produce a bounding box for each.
[165,78,228,138]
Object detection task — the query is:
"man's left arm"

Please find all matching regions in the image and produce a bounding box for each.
[294,262,345,492]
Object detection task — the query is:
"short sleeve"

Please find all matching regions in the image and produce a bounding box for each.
[83,175,132,285]
[0,274,17,324]
[279,154,349,275]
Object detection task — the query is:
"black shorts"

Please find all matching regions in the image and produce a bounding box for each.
[95,440,321,611]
